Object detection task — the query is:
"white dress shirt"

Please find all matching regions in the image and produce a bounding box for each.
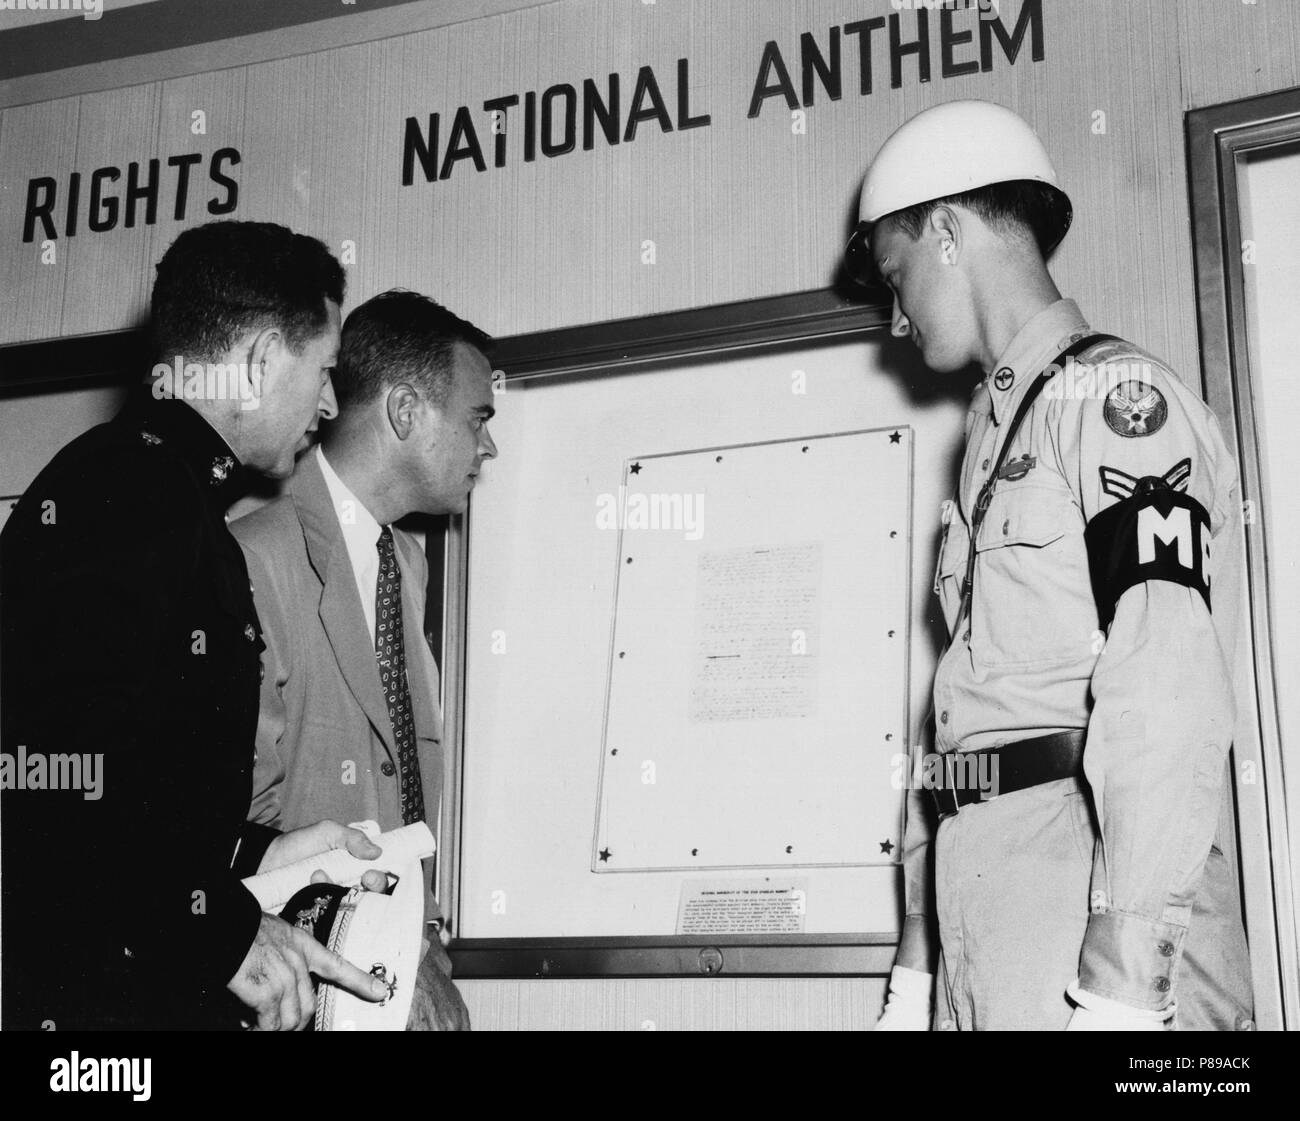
[316,445,384,642]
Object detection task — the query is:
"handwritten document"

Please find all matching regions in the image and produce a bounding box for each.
[689,543,822,722]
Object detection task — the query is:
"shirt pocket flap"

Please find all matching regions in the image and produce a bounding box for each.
[975,490,1069,552]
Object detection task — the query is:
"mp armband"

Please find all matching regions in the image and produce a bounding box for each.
[1085,467,1211,629]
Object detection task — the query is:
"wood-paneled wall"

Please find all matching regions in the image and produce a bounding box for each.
[1179,0,1300,110]
[459,977,887,1031]
[5,0,1297,381]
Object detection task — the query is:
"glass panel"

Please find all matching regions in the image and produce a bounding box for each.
[456,336,965,941]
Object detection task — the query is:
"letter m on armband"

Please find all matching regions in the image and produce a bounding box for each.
[1085,458,1211,630]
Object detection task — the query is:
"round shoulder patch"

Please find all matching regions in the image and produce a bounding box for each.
[1103,380,1167,438]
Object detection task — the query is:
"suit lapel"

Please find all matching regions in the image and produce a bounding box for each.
[290,451,397,759]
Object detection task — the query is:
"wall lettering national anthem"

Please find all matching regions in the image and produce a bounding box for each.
[11,0,1044,251]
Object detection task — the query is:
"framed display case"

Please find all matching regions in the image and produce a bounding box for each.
[437,287,970,978]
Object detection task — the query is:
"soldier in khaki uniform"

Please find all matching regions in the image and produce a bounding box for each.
[845,101,1254,1030]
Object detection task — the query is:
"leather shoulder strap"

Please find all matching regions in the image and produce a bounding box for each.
[960,332,1117,613]
[993,332,1117,482]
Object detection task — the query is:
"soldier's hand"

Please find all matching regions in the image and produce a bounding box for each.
[405,941,471,1031]
[873,964,933,1030]
[1066,1005,1169,1031]
[1065,985,1171,1031]
[229,912,390,1031]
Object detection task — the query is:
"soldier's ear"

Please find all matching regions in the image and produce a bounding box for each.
[928,206,961,263]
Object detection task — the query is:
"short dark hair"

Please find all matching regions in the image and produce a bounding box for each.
[151,221,345,362]
[885,180,1069,256]
[334,289,492,409]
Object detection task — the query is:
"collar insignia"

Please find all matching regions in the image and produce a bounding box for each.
[210,455,235,484]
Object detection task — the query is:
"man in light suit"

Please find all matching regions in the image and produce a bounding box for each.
[232,290,497,1030]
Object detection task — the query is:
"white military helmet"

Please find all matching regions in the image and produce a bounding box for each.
[843,99,1072,285]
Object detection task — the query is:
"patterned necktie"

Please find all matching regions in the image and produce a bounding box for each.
[375,527,425,825]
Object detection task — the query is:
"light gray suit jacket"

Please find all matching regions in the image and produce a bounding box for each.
[231,451,445,894]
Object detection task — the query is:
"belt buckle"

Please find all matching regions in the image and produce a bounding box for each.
[931,784,961,820]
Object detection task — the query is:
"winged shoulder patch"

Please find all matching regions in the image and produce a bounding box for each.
[1099,458,1192,501]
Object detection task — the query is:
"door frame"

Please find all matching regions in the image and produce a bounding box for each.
[1187,85,1300,1031]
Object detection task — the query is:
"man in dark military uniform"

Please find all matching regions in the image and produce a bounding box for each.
[1,221,390,1030]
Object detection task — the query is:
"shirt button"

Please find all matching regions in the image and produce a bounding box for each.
[381,761,396,777]
[939,1018,956,1031]
[939,711,949,725]
[1236,1016,1256,1031]
[962,630,970,643]
[1153,976,1170,993]
[981,459,990,471]
[1157,940,1174,957]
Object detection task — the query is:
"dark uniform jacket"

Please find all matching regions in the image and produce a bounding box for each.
[1,389,278,1029]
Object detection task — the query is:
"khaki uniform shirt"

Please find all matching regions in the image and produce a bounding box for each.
[904,298,1243,1009]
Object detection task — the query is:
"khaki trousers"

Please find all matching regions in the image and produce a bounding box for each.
[933,777,1254,1031]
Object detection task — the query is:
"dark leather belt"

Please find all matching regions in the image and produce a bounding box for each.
[929,729,1086,818]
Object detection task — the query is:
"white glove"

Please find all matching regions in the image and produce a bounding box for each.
[1065,981,1172,1031]
[873,965,933,1031]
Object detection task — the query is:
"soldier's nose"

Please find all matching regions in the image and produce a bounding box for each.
[891,298,910,339]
